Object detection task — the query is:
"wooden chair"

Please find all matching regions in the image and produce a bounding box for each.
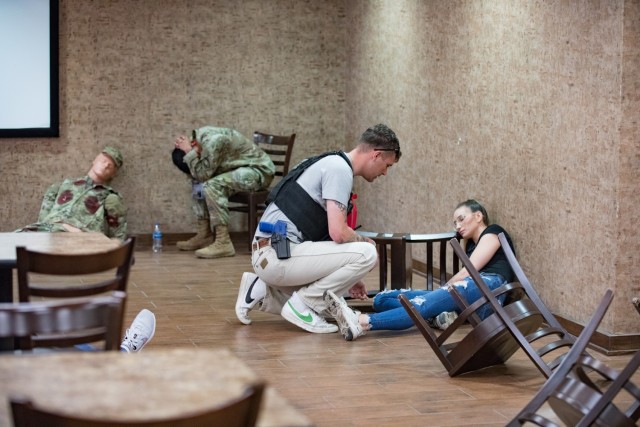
[0,292,126,351]
[15,236,135,349]
[506,289,640,427]
[10,381,265,427]
[399,279,543,376]
[448,234,598,378]
[496,232,590,376]
[228,131,295,251]
[17,236,135,302]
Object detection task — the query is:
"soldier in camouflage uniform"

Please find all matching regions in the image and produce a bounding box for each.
[174,126,275,259]
[17,146,128,241]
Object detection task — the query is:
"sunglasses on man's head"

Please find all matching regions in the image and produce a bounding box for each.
[374,148,402,160]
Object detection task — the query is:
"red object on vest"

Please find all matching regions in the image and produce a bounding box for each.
[347,193,358,229]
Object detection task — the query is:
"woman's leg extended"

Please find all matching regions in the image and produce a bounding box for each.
[367,273,506,331]
[435,273,507,320]
[458,273,507,319]
[372,289,429,312]
[368,288,457,331]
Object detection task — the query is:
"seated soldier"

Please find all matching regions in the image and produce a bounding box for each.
[172,127,275,259]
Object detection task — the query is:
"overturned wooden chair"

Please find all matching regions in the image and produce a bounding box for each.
[445,234,600,378]
[399,275,543,376]
[489,232,592,377]
[506,289,640,427]
[399,233,544,376]
[400,231,609,377]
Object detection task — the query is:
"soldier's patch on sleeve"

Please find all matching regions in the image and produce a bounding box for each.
[260,258,268,270]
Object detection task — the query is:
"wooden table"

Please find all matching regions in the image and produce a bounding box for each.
[0,232,120,303]
[0,348,312,427]
[357,231,413,291]
[0,232,121,350]
[356,230,459,293]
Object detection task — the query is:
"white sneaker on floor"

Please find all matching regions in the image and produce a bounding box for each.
[235,272,264,325]
[434,311,458,330]
[120,309,156,353]
[281,300,338,334]
[323,290,365,341]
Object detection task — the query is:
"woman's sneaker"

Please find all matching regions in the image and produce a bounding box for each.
[433,311,458,330]
[323,290,365,341]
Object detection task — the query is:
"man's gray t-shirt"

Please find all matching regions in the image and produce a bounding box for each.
[255,153,353,244]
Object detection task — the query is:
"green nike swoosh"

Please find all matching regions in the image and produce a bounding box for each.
[287,301,313,323]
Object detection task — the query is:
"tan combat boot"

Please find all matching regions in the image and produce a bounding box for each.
[195,225,236,259]
[176,219,214,251]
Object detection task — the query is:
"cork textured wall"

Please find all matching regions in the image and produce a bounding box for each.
[0,1,637,335]
[616,0,640,334]
[347,0,639,335]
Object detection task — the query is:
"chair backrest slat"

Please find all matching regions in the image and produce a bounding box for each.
[253,131,296,177]
[17,236,135,302]
[507,290,622,427]
[0,292,126,351]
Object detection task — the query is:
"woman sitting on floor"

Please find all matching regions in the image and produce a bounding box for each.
[324,199,516,341]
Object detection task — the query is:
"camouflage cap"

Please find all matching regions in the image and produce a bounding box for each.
[102,146,123,169]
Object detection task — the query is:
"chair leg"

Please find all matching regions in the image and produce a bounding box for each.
[378,244,387,292]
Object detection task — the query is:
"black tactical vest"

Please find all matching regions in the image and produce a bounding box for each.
[266,151,353,242]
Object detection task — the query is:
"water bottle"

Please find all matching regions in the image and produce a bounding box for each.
[152,223,163,253]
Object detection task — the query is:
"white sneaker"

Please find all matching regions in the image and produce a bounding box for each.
[120,309,156,353]
[235,272,264,325]
[281,300,338,334]
[323,290,365,341]
[434,311,458,330]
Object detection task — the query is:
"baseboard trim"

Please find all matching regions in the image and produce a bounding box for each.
[555,315,640,355]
